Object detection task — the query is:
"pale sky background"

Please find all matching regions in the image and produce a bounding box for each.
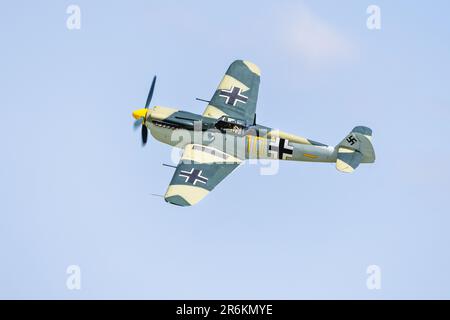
[1,0,450,299]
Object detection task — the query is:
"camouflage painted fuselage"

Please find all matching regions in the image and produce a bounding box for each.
[146,107,340,164]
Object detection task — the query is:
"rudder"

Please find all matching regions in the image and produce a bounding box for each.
[336,126,375,173]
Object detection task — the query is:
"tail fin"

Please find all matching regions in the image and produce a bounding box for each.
[336,126,375,173]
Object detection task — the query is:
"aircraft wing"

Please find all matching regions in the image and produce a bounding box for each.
[203,60,260,125]
[164,144,242,206]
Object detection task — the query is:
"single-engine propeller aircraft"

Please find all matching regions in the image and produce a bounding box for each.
[132,60,375,206]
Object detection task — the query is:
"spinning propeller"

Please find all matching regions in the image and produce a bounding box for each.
[132,75,156,146]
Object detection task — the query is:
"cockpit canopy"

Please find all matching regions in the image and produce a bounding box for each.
[215,116,247,129]
[214,116,249,135]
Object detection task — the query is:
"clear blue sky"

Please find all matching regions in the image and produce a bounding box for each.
[1,0,450,299]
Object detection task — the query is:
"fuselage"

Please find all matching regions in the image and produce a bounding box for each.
[145,106,338,163]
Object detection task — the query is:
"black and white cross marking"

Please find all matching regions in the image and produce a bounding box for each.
[269,137,294,160]
[218,86,248,106]
[179,168,208,186]
[346,135,357,146]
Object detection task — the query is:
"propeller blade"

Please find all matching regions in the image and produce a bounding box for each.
[133,118,143,130]
[145,75,157,109]
[141,124,148,145]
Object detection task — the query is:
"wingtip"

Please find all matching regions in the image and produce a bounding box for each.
[164,195,191,207]
[242,60,261,76]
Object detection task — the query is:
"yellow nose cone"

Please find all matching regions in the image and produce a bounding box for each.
[132,108,147,120]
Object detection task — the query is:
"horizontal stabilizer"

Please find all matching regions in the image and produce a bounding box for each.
[336,147,363,173]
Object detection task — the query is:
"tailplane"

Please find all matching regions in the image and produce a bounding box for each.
[336,126,375,173]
